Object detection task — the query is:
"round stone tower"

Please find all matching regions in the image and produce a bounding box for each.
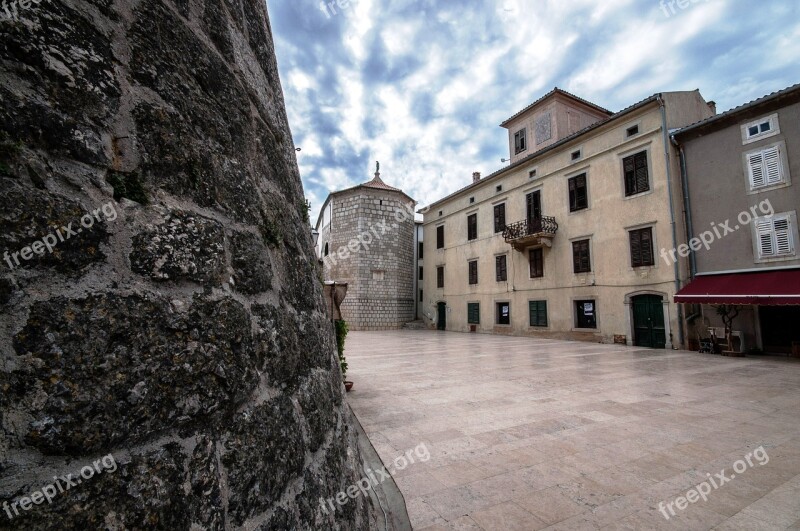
[316,166,416,330]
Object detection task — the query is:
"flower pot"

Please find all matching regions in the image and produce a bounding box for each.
[344,381,353,392]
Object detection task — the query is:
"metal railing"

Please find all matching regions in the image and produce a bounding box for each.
[502,216,558,243]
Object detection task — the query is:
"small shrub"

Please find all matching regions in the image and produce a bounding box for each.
[335,319,349,380]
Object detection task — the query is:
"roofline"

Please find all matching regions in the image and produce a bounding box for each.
[500,87,613,128]
[673,83,800,140]
[314,183,416,229]
[423,95,661,212]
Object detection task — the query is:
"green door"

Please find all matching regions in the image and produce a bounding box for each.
[437,302,447,330]
[632,295,666,348]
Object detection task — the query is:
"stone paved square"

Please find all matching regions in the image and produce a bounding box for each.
[345,330,800,530]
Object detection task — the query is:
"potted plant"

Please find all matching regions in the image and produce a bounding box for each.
[714,305,743,356]
[335,319,352,391]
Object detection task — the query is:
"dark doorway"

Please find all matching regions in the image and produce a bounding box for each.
[760,305,800,353]
[632,295,666,348]
[496,302,510,325]
[437,302,446,330]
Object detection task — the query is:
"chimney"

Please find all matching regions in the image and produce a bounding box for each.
[472,171,481,183]
[707,101,717,115]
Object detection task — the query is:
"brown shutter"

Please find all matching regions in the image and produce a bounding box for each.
[624,155,635,195]
[635,152,649,193]
[630,229,640,267]
[640,228,653,266]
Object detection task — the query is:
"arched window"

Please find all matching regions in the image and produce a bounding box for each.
[323,242,329,256]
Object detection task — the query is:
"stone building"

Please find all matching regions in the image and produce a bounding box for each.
[674,83,800,354]
[0,0,389,528]
[316,167,416,330]
[421,88,715,348]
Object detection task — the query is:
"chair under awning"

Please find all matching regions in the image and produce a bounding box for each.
[674,269,800,305]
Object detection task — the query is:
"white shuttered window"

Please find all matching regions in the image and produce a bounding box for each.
[755,215,794,258]
[747,145,784,189]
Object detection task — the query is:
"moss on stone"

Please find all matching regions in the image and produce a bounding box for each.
[106,170,149,204]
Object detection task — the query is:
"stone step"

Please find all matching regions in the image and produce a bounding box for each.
[403,320,427,330]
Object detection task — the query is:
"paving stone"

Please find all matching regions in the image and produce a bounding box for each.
[346,330,800,528]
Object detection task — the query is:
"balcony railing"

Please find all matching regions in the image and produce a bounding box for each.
[503,216,558,250]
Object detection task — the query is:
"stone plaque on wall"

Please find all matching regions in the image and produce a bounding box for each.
[535,112,552,144]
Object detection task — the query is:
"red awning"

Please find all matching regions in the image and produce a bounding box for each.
[675,270,800,305]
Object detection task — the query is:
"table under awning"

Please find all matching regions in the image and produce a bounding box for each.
[674,270,800,305]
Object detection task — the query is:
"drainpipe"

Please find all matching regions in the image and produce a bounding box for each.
[657,95,685,349]
[672,138,697,278]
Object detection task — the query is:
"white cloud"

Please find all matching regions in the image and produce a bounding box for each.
[270,0,798,216]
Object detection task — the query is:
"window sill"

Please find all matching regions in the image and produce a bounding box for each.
[755,254,797,264]
[743,130,779,145]
[572,327,598,332]
[567,207,590,216]
[747,181,791,195]
[623,188,654,201]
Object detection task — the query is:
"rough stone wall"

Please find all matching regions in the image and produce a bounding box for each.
[0,0,378,529]
[325,190,415,331]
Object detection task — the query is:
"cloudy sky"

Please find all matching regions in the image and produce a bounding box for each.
[265,0,799,220]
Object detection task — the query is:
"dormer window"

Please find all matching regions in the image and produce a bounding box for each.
[514,128,527,154]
